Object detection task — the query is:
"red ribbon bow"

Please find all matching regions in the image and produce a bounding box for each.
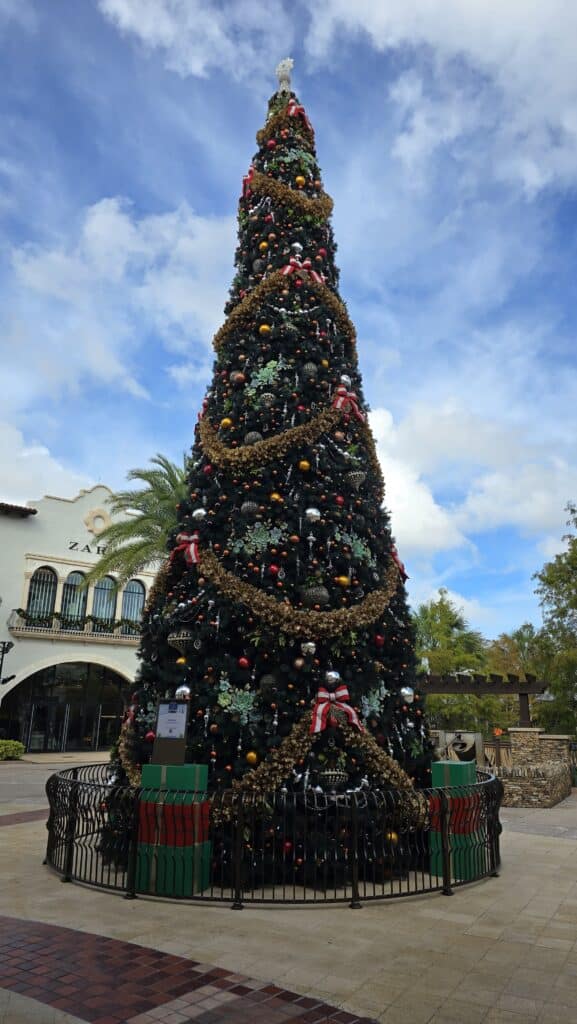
[391,544,409,581]
[286,98,312,133]
[310,685,364,735]
[332,385,365,422]
[281,255,325,285]
[242,165,255,198]
[170,532,200,567]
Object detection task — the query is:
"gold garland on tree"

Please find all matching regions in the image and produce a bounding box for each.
[197,550,399,638]
[256,108,314,147]
[198,406,384,500]
[212,711,426,824]
[199,406,340,470]
[118,719,142,787]
[213,270,356,352]
[248,171,333,220]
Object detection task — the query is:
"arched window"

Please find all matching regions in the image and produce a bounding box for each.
[61,571,87,630]
[121,579,145,635]
[26,567,57,626]
[92,577,117,632]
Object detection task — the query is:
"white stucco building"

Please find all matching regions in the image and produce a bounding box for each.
[0,485,155,752]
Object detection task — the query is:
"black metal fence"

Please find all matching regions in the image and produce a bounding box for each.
[45,764,503,907]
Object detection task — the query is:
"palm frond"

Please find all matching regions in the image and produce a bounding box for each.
[84,452,187,587]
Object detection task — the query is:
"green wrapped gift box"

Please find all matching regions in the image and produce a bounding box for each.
[136,840,211,897]
[429,829,488,883]
[431,760,476,788]
[141,763,208,794]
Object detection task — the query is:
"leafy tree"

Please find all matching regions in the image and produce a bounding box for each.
[413,588,486,675]
[533,505,577,735]
[414,590,523,736]
[486,623,544,678]
[534,503,577,636]
[85,454,188,588]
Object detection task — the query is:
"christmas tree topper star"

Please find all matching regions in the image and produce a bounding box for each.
[275,57,294,93]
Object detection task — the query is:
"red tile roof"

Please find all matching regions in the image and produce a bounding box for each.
[0,501,37,517]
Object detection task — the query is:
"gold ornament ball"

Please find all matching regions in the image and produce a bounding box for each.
[259,240,268,251]
[270,491,283,503]
[298,459,311,472]
[385,830,399,845]
[321,359,329,368]
[220,417,233,429]
[176,656,187,665]
[295,175,306,187]
[246,751,259,766]
[259,323,272,335]
[335,575,351,587]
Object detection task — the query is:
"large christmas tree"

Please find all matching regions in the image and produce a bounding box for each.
[121,61,431,797]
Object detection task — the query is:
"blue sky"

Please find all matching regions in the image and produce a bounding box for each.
[2,0,577,637]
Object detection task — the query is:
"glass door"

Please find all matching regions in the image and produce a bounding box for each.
[25,702,68,752]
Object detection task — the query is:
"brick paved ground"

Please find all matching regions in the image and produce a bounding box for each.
[1,761,577,1024]
[0,916,376,1024]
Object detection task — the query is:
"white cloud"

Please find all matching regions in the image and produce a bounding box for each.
[370,394,577,565]
[3,197,235,414]
[166,359,214,391]
[369,407,466,557]
[0,422,91,505]
[98,0,294,81]
[457,460,577,536]
[306,0,577,193]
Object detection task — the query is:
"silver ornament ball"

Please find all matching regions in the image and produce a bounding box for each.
[175,684,191,701]
[305,507,321,523]
[400,686,415,704]
[192,508,207,521]
[325,670,341,687]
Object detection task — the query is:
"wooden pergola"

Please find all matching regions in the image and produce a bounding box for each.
[418,672,547,727]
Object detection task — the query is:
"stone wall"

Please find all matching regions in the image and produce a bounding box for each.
[539,735,573,763]
[495,764,572,808]
[497,728,573,808]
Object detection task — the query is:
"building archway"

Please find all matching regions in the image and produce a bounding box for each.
[0,660,131,752]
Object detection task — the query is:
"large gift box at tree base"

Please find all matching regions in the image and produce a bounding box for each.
[431,760,477,787]
[136,764,211,897]
[429,760,486,883]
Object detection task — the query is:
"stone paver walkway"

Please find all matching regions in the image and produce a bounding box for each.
[501,792,577,840]
[1,761,577,1023]
[0,915,376,1024]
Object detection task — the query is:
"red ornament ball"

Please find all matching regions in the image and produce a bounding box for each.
[144,730,156,743]
[335,495,345,507]
[202,464,213,475]
[266,138,277,149]
[238,656,251,670]
[269,564,280,576]
[374,634,385,647]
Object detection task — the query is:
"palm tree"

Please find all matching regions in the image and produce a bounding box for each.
[413,589,487,673]
[85,454,188,588]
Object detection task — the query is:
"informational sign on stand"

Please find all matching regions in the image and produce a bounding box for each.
[151,700,189,765]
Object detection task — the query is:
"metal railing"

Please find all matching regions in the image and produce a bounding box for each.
[45,764,503,907]
[9,609,140,643]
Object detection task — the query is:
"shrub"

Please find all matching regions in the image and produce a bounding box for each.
[0,740,25,761]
